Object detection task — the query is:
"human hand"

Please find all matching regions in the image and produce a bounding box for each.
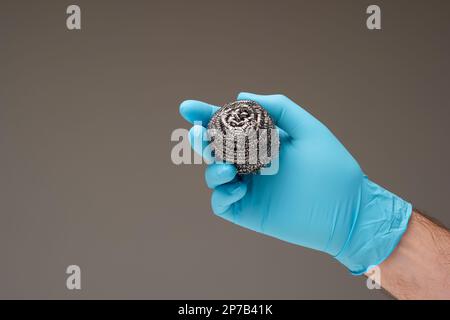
[179,92,412,274]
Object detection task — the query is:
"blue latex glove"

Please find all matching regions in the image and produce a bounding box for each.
[179,93,412,274]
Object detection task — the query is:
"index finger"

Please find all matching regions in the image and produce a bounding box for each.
[179,100,219,126]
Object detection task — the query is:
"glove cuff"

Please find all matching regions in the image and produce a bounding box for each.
[335,177,412,275]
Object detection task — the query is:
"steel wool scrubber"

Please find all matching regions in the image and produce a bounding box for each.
[207,100,280,174]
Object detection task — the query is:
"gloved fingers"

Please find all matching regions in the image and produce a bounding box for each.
[277,126,291,143]
[205,163,237,189]
[212,207,235,223]
[211,181,247,216]
[237,92,314,139]
[188,125,214,163]
[179,100,219,126]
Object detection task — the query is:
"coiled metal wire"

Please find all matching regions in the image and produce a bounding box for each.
[207,100,279,174]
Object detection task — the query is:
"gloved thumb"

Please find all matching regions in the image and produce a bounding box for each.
[237,92,314,139]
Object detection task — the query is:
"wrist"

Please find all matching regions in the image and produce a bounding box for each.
[377,211,450,299]
[335,177,413,275]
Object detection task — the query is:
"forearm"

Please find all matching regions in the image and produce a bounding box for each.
[374,210,450,299]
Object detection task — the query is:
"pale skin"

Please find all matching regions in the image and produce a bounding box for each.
[367,210,450,300]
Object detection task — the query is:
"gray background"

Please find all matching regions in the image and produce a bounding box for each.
[0,0,449,299]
